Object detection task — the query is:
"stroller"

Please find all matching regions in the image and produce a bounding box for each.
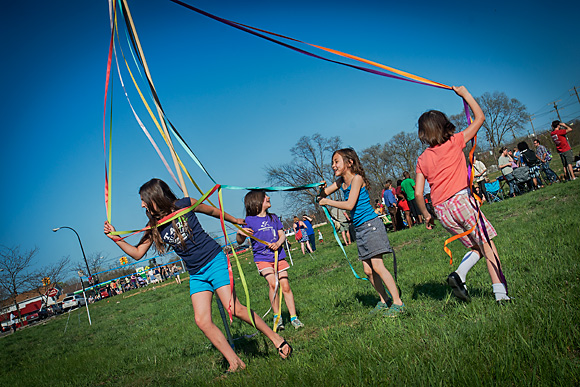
[484,180,503,202]
[512,166,533,193]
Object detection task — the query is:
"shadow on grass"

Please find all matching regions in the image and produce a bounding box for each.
[354,292,380,308]
[232,333,271,360]
[412,281,489,301]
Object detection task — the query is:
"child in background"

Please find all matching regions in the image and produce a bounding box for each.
[319,148,404,317]
[318,229,324,244]
[293,216,314,255]
[413,86,510,304]
[395,180,411,228]
[236,191,304,330]
[104,179,292,374]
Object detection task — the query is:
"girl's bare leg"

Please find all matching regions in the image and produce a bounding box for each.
[262,269,280,315]
[278,272,297,316]
[214,286,291,358]
[479,240,501,284]
[191,291,245,372]
[370,257,402,305]
[362,260,390,304]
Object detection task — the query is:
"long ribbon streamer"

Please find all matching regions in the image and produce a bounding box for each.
[169,0,451,90]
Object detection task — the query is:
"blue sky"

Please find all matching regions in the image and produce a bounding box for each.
[1,0,578,277]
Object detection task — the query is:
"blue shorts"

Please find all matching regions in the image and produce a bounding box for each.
[189,251,230,295]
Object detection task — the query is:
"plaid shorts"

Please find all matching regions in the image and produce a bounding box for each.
[529,165,541,179]
[435,189,497,248]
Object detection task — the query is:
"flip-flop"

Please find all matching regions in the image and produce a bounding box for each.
[277,339,293,359]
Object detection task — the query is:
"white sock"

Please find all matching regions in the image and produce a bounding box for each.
[492,283,510,301]
[455,250,481,283]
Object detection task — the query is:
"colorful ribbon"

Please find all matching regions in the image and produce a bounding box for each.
[170,0,451,90]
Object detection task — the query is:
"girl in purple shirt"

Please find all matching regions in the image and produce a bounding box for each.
[236,191,304,331]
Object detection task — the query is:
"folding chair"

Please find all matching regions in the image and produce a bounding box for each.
[484,180,504,202]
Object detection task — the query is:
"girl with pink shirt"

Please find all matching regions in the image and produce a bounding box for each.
[413,86,510,304]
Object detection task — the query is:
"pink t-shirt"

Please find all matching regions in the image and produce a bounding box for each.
[416,132,468,206]
[550,129,571,153]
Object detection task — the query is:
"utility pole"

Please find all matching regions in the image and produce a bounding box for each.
[571,86,580,105]
[529,115,536,137]
[548,100,562,121]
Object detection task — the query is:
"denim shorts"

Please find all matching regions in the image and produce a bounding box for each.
[189,251,230,295]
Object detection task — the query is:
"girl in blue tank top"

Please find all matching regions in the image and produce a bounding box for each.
[319,149,404,317]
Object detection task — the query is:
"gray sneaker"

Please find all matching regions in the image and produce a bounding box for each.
[291,318,304,329]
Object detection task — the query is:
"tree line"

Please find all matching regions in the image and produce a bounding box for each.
[266,90,577,220]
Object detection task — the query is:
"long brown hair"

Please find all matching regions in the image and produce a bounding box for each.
[333,148,370,190]
[138,178,189,254]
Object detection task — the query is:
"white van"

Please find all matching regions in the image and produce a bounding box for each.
[62,295,86,311]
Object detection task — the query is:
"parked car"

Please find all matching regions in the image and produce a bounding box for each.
[26,312,40,322]
[62,295,86,311]
[37,307,50,319]
[48,304,63,315]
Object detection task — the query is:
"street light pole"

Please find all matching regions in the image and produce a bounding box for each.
[52,226,93,285]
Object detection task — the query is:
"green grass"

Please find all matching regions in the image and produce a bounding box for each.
[2,181,579,386]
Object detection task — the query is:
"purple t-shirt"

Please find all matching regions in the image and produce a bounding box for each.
[244,214,287,263]
[158,198,222,275]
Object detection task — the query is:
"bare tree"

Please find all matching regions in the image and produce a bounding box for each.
[386,131,425,178]
[451,92,529,152]
[266,133,342,215]
[0,246,37,319]
[28,256,71,303]
[71,252,106,285]
[359,143,393,202]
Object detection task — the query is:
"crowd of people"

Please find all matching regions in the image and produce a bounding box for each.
[88,264,183,303]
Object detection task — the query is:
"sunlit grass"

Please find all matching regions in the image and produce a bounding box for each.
[1,181,579,385]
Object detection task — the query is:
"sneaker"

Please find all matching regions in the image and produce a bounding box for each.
[290,318,304,329]
[447,272,470,302]
[273,316,284,331]
[369,301,388,314]
[383,303,405,317]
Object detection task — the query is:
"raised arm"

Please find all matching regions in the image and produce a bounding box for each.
[560,122,573,133]
[194,201,245,225]
[104,221,152,260]
[453,86,485,144]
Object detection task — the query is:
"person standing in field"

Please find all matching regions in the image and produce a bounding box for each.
[414,86,510,304]
[401,171,424,225]
[498,147,519,197]
[472,155,489,202]
[293,216,314,255]
[104,179,292,374]
[236,191,304,331]
[533,138,558,184]
[302,214,316,251]
[319,148,404,317]
[382,180,399,231]
[550,120,576,181]
[332,208,352,246]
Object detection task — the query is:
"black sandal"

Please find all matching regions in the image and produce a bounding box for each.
[277,339,293,359]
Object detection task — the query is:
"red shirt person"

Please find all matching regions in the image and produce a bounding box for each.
[550,120,576,181]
